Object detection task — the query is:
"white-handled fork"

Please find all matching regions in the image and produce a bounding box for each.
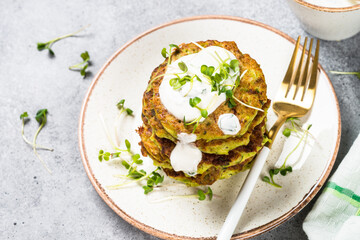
[217,36,320,240]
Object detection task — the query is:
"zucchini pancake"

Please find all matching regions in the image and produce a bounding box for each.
[138,40,270,186]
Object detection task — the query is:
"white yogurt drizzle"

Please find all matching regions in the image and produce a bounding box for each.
[217,113,241,135]
[160,44,263,175]
[159,46,240,122]
[170,133,202,176]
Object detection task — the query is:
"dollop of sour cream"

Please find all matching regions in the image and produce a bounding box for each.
[170,133,202,176]
[218,113,241,135]
[159,46,239,122]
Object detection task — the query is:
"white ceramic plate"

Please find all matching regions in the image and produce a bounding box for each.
[79,16,340,239]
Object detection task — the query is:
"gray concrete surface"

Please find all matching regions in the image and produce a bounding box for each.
[1,0,359,239]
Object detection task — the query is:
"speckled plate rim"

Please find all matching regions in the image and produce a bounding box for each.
[78,15,341,240]
[292,0,360,12]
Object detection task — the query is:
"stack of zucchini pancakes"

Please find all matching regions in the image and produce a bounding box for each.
[138,40,270,186]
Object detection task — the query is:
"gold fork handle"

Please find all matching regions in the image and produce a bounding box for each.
[265,116,287,149]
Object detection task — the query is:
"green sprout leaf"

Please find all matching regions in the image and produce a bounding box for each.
[37,42,47,51]
[69,51,91,78]
[81,51,90,61]
[263,176,271,183]
[178,61,188,73]
[125,139,131,152]
[35,109,48,125]
[207,187,213,200]
[125,108,133,115]
[189,97,201,107]
[121,160,130,169]
[200,65,215,77]
[197,190,206,201]
[169,44,180,51]
[116,99,133,116]
[20,112,29,119]
[143,185,154,194]
[230,59,240,72]
[161,48,167,58]
[80,64,88,76]
[132,154,143,164]
[283,128,291,137]
[116,99,125,109]
[200,109,208,118]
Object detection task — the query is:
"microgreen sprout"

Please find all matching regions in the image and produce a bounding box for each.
[37,25,89,56]
[31,109,52,173]
[116,99,133,116]
[161,44,180,65]
[69,51,90,77]
[20,112,53,151]
[148,186,215,203]
[189,97,208,118]
[178,61,188,73]
[330,70,360,79]
[184,94,218,133]
[184,97,210,133]
[99,139,164,194]
[98,139,131,162]
[263,118,312,188]
[169,74,192,90]
[197,187,213,201]
[142,169,165,194]
[230,59,240,72]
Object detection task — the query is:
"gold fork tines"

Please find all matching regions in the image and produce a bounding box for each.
[266,36,320,148]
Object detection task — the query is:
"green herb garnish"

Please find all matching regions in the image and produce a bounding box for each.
[69,51,90,77]
[37,25,89,56]
[30,109,52,173]
[142,169,165,194]
[184,97,210,132]
[330,71,360,79]
[263,118,312,188]
[197,187,213,201]
[169,74,192,90]
[116,99,133,116]
[161,44,180,65]
[178,61,188,73]
[99,139,164,194]
[20,111,53,151]
[189,97,208,118]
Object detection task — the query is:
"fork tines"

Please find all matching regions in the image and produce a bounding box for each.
[283,36,320,102]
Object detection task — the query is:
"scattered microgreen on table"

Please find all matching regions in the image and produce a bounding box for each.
[37,25,89,56]
[263,117,312,188]
[69,51,90,77]
[330,70,360,79]
[20,109,53,173]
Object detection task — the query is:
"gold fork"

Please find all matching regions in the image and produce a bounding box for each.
[217,36,320,240]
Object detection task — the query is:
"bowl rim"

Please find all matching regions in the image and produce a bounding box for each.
[292,0,360,12]
[78,15,341,240]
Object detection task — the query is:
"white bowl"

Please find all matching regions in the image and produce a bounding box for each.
[286,0,360,40]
